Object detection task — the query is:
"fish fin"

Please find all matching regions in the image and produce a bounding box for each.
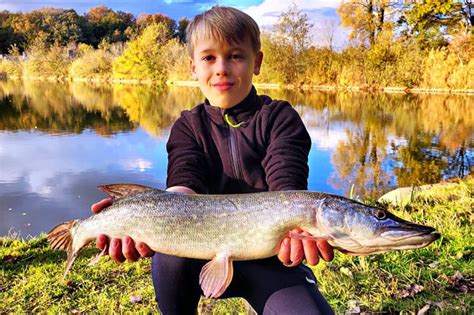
[47,220,78,251]
[88,244,108,266]
[97,184,159,200]
[199,254,233,298]
[47,220,81,280]
[288,230,328,242]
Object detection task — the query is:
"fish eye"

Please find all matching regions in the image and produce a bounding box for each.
[374,209,387,220]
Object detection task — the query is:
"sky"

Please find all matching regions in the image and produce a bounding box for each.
[0,0,347,47]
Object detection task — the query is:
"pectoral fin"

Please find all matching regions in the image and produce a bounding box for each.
[199,254,233,298]
[97,184,159,200]
[288,230,329,242]
[88,244,108,266]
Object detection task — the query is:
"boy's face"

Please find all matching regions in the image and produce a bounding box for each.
[190,36,263,109]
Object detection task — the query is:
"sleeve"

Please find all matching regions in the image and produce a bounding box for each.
[261,103,311,191]
[166,115,209,194]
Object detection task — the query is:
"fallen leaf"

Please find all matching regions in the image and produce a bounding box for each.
[340,267,354,279]
[130,296,142,304]
[447,271,474,293]
[398,283,424,298]
[428,261,439,269]
[346,299,361,314]
[2,255,18,263]
[417,304,430,315]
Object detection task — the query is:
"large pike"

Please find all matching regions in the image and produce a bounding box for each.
[48,184,440,298]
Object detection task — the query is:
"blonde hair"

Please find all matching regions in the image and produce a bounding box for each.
[186,6,261,57]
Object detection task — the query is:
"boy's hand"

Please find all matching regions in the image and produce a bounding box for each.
[277,229,334,266]
[91,198,155,262]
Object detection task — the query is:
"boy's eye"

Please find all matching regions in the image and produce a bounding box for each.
[230,54,242,60]
[202,55,215,61]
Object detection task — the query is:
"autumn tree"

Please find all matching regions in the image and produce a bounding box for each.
[113,22,180,84]
[338,0,395,47]
[10,8,84,46]
[265,3,313,83]
[176,17,190,43]
[398,0,466,47]
[135,13,176,36]
[84,6,134,46]
[0,11,25,53]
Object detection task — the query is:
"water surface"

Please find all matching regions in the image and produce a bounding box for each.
[0,80,472,237]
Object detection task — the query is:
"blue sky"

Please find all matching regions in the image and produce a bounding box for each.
[0,0,346,47]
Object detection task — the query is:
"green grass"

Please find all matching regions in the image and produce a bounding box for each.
[1,179,472,313]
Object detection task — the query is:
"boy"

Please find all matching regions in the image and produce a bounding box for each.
[92,6,334,314]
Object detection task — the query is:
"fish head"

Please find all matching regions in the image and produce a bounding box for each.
[312,197,440,255]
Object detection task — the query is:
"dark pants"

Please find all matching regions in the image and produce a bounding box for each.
[151,252,334,315]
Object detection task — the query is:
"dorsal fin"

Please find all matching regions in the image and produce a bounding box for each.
[97,184,161,200]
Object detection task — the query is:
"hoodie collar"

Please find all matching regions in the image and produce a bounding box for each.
[204,86,260,126]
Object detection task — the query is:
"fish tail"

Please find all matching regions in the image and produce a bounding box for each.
[47,220,80,280]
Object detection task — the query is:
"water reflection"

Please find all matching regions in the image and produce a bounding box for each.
[0,80,472,237]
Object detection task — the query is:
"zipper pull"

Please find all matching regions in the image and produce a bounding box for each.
[224,113,245,128]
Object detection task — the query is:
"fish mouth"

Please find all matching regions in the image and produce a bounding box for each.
[379,227,440,251]
[380,225,439,242]
[340,228,440,256]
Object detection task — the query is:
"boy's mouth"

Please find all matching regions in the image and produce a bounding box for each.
[212,82,234,92]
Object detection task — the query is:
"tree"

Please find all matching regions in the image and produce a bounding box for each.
[84,6,135,46]
[176,17,190,43]
[314,19,339,50]
[338,0,394,47]
[113,22,176,84]
[274,3,312,53]
[10,8,84,47]
[398,0,466,47]
[269,4,314,83]
[136,13,176,37]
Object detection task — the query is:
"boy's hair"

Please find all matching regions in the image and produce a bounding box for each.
[186,6,261,57]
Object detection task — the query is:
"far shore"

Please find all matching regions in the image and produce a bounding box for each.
[2,76,474,95]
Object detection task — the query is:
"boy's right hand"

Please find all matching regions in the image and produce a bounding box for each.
[91,198,155,262]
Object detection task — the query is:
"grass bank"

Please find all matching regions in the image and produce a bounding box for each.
[1,179,472,313]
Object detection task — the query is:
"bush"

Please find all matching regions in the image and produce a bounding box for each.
[70,48,114,81]
[112,22,174,85]
[23,43,70,80]
[0,57,22,79]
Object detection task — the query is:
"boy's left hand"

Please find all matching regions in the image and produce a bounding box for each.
[277,229,334,266]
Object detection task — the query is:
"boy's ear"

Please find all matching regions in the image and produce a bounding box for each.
[254,51,263,75]
[190,58,197,80]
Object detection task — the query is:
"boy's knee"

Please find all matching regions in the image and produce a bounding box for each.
[263,285,334,315]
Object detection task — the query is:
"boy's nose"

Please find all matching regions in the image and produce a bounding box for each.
[214,59,229,76]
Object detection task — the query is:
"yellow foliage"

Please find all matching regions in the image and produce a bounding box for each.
[70,49,113,80]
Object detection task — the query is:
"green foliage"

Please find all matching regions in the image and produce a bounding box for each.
[112,23,175,84]
[1,179,472,313]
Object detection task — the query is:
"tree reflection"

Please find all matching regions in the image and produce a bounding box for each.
[0,80,134,134]
[113,84,202,135]
[275,90,473,197]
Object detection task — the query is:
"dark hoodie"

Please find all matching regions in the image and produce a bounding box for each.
[166,86,311,194]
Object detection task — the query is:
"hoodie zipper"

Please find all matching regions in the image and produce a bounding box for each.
[224,114,243,180]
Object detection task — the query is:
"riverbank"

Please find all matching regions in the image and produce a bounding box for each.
[169,80,474,95]
[3,76,474,95]
[1,178,472,313]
